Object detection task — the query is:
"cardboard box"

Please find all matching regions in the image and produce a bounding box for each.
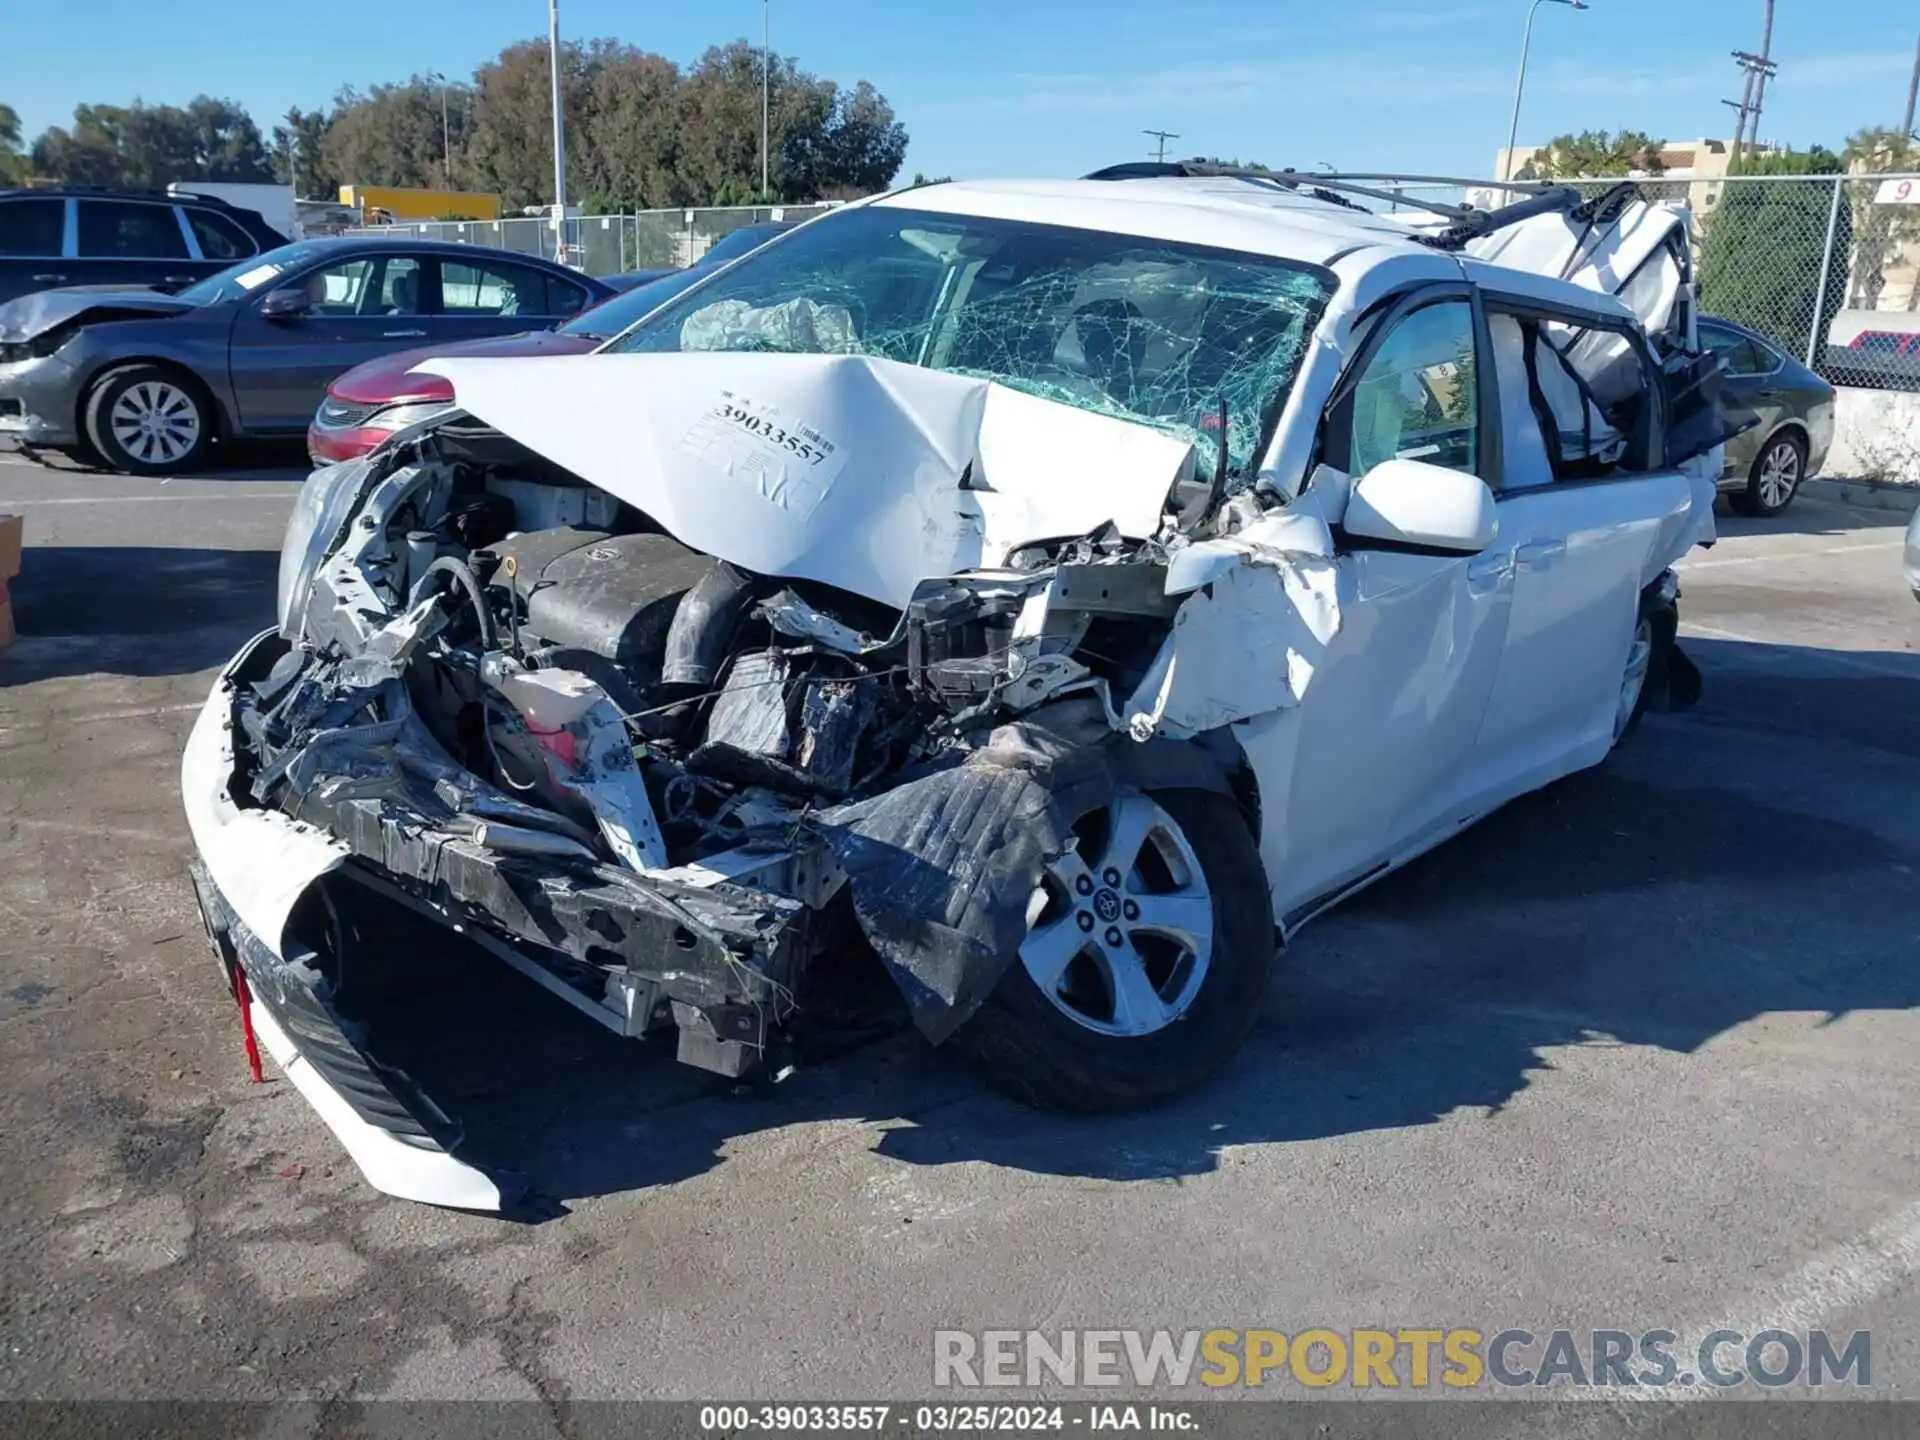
[0,513,19,582]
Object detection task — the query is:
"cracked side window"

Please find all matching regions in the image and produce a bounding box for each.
[605,205,1336,481]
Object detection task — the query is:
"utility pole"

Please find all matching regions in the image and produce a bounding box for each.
[761,0,771,199]
[1727,0,1777,166]
[1143,128,1179,163]
[1502,0,1587,182]
[1902,27,1919,141]
[548,0,568,264]
[429,71,451,189]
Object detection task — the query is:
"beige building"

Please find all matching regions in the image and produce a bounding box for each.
[1494,137,1761,221]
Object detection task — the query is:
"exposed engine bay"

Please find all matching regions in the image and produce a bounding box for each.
[227,380,1294,1092]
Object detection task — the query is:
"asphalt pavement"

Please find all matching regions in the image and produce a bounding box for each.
[3,441,1920,1423]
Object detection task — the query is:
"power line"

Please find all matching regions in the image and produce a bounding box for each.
[1142,128,1180,163]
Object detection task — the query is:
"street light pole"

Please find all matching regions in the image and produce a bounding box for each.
[548,0,569,263]
[429,71,450,189]
[761,0,771,199]
[1502,0,1587,180]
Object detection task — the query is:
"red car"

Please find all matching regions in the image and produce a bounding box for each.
[308,223,795,464]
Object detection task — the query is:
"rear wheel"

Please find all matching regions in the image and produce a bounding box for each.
[952,787,1275,1110]
[1613,615,1655,742]
[1730,431,1805,517]
[84,364,213,476]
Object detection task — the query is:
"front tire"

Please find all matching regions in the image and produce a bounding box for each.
[1731,431,1806,517]
[84,365,213,476]
[952,787,1275,1111]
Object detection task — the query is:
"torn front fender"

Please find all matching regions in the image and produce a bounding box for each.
[812,701,1243,1043]
[1124,522,1343,741]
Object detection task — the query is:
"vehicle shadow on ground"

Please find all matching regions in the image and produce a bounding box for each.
[345,636,1920,1215]
[1719,491,1909,538]
[0,545,277,683]
[7,438,309,483]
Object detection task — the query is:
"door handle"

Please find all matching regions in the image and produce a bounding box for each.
[31,273,67,284]
[1466,551,1513,593]
[1514,538,1567,569]
[162,274,196,286]
[382,328,427,339]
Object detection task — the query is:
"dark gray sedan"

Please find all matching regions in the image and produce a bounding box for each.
[0,237,614,475]
[1701,316,1836,517]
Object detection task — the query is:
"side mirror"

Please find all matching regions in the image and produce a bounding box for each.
[1345,458,1496,555]
[260,287,311,321]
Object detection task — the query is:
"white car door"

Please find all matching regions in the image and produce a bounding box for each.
[1245,287,1517,927]
[1468,301,1708,800]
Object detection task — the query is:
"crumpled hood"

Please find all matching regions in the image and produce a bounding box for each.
[0,286,198,343]
[421,352,1196,609]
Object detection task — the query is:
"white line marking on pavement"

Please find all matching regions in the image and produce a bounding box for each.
[0,493,293,505]
[1682,621,1920,680]
[1681,539,1902,570]
[1557,1198,1920,1429]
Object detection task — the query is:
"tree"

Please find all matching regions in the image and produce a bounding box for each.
[271,107,336,198]
[0,103,26,184]
[579,45,688,210]
[21,37,906,209]
[463,38,595,210]
[323,77,471,196]
[1518,129,1667,178]
[1842,127,1920,311]
[30,97,271,187]
[1698,147,1850,357]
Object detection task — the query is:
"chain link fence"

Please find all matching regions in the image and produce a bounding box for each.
[345,203,839,279]
[1306,174,1920,392]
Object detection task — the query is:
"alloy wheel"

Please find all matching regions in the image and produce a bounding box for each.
[1615,617,1654,740]
[1018,792,1214,1038]
[109,381,201,467]
[1757,440,1801,511]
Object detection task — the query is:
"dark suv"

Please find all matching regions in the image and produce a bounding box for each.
[0,187,291,306]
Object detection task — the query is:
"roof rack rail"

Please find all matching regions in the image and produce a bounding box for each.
[1082,162,1645,251]
[0,182,248,209]
[1082,161,1475,218]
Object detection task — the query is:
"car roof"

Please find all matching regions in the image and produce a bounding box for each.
[271,234,611,283]
[875,176,1437,269]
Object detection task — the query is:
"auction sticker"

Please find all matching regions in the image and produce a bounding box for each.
[680,388,847,520]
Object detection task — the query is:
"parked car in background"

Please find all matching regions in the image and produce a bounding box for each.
[0,237,615,475]
[309,221,795,463]
[1824,309,1920,393]
[1905,506,1920,604]
[1700,315,1834,517]
[0,186,290,307]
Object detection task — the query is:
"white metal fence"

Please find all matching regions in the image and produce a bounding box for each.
[345,203,840,279]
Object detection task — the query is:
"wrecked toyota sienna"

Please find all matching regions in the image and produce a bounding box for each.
[182,170,1729,1208]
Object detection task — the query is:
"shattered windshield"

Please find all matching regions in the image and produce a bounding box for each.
[603,205,1336,479]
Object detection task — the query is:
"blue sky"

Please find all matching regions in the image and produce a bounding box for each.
[10,0,1917,184]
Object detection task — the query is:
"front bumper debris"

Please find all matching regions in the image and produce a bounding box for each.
[0,353,83,447]
[182,630,814,1209]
